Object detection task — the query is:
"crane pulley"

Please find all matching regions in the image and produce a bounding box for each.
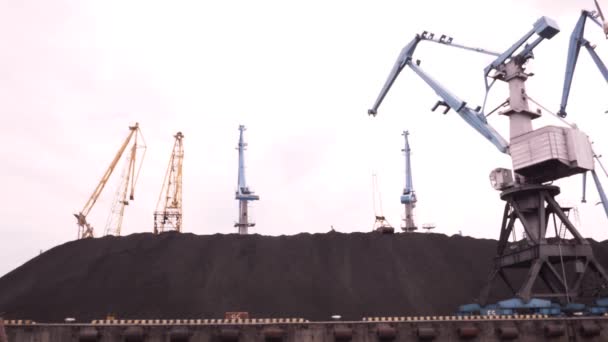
[74,123,146,239]
[154,132,184,234]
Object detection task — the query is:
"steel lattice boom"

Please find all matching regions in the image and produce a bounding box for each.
[154,132,184,234]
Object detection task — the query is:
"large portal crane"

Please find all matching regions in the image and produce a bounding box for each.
[400,130,417,232]
[558,0,608,118]
[369,15,608,306]
[234,125,259,235]
[74,123,145,239]
[154,132,184,234]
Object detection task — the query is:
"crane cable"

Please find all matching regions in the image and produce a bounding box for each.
[372,173,384,217]
[525,95,576,128]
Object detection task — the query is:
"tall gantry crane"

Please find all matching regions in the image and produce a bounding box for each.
[369,13,608,306]
[558,0,608,118]
[234,125,259,234]
[154,132,184,234]
[74,123,146,239]
[400,130,417,232]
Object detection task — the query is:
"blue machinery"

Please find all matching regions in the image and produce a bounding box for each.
[400,131,417,232]
[235,125,259,235]
[458,297,608,317]
[369,3,608,314]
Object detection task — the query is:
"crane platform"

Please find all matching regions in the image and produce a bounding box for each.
[4,315,608,341]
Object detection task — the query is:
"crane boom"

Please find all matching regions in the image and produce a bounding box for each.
[74,123,143,239]
[154,132,185,234]
[558,9,608,117]
[368,34,510,153]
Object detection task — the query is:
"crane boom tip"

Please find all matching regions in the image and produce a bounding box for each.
[368,109,377,116]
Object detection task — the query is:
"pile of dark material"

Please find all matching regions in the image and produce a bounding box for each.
[1,232,608,322]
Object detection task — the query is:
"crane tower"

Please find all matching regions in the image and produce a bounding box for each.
[74,123,146,239]
[400,130,417,232]
[234,125,259,234]
[154,132,184,234]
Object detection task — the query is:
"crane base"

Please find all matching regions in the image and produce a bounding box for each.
[479,184,608,306]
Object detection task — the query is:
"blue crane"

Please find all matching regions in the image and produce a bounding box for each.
[400,130,417,232]
[367,14,608,306]
[235,125,259,234]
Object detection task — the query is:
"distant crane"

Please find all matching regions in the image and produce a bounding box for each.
[74,123,146,239]
[400,130,417,232]
[104,126,147,237]
[154,132,184,234]
[235,125,259,234]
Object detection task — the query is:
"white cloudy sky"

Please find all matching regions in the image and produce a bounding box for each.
[1,0,608,276]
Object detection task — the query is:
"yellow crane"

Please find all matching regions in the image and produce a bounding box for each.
[154,132,184,234]
[74,123,146,239]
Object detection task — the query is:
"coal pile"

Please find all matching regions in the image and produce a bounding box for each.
[1,232,607,322]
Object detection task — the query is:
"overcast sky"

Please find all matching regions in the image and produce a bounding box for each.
[1,0,607,276]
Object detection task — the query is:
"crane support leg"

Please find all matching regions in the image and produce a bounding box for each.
[479,184,608,305]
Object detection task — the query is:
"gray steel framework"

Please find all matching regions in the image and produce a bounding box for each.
[479,185,608,305]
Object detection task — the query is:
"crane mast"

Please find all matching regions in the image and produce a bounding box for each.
[234,125,259,234]
[74,123,144,239]
[400,130,417,232]
[154,132,184,234]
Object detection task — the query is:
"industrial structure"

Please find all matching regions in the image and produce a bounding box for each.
[369,3,608,311]
[74,123,146,239]
[400,130,417,232]
[154,132,184,234]
[234,125,259,235]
